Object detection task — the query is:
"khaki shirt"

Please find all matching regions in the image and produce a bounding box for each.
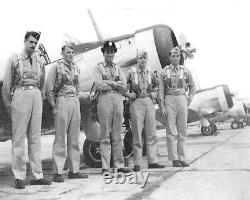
[45,60,80,107]
[2,50,45,107]
[158,64,196,103]
[127,68,158,94]
[93,62,126,92]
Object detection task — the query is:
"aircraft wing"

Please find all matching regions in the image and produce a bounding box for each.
[187,84,233,124]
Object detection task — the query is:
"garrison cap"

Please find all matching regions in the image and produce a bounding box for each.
[101,41,117,53]
[62,41,76,50]
[137,49,148,58]
[170,46,181,55]
[25,31,41,40]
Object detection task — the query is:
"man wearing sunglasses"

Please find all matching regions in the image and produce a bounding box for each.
[158,46,196,167]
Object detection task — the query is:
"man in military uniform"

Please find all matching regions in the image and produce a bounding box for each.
[46,42,88,182]
[124,50,165,171]
[93,41,131,174]
[158,47,196,167]
[2,31,51,189]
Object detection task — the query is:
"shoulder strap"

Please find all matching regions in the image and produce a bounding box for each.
[17,54,23,78]
[98,62,106,76]
[113,63,119,77]
[165,66,170,79]
[179,65,184,79]
[131,67,138,85]
[147,70,151,84]
[73,63,79,76]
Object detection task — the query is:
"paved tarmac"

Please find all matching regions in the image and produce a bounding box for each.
[0,123,249,200]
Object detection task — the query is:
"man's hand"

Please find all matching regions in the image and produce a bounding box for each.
[150,91,157,100]
[127,92,136,100]
[112,81,125,90]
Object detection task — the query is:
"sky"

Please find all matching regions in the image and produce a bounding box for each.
[0,0,250,97]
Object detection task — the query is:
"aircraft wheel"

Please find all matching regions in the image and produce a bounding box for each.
[83,139,102,168]
[201,126,213,136]
[231,121,240,129]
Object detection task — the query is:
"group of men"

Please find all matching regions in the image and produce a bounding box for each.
[2,31,196,189]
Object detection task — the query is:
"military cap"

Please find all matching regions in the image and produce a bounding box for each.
[170,46,181,55]
[25,31,41,40]
[101,41,117,53]
[62,41,76,51]
[137,49,148,58]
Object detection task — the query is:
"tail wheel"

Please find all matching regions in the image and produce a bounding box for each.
[231,121,240,129]
[201,125,213,136]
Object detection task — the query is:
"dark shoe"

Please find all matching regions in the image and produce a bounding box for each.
[117,168,132,173]
[68,172,88,179]
[79,163,89,170]
[102,169,109,174]
[172,160,183,167]
[133,165,140,172]
[15,179,25,189]
[148,163,165,169]
[102,169,110,177]
[53,174,64,183]
[30,178,51,185]
[179,160,189,167]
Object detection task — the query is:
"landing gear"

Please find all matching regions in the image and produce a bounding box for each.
[83,123,133,168]
[201,125,213,136]
[201,119,217,136]
[231,121,244,129]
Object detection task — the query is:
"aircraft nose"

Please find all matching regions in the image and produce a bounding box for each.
[152,25,178,67]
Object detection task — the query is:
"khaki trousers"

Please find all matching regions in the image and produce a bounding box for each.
[165,95,188,161]
[130,97,158,166]
[97,92,124,169]
[53,96,80,174]
[11,88,43,180]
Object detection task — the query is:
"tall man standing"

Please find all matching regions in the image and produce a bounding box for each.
[93,41,131,174]
[158,47,196,167]
[124,50,165,171]
[46,42,88,182]
[2,31,51,189]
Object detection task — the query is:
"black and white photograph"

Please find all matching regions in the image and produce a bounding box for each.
[0,0,250,199]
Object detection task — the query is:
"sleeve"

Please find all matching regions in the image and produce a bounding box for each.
[45,65,57,107]
[93,64,112,91]
[157,69,165,104]
[76,66,80,95]
[40,63,46,99]
[2,56,14,107]
[121,70,132,97]
[187,70,196,100]
[151,71,159,92]
[117,66,127,91]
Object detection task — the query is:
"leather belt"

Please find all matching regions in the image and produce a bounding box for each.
[58,93,77,97]
[19,85,37,90]
[165,92,185,96]
[100,90,119,94]
[136,93,151,98]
